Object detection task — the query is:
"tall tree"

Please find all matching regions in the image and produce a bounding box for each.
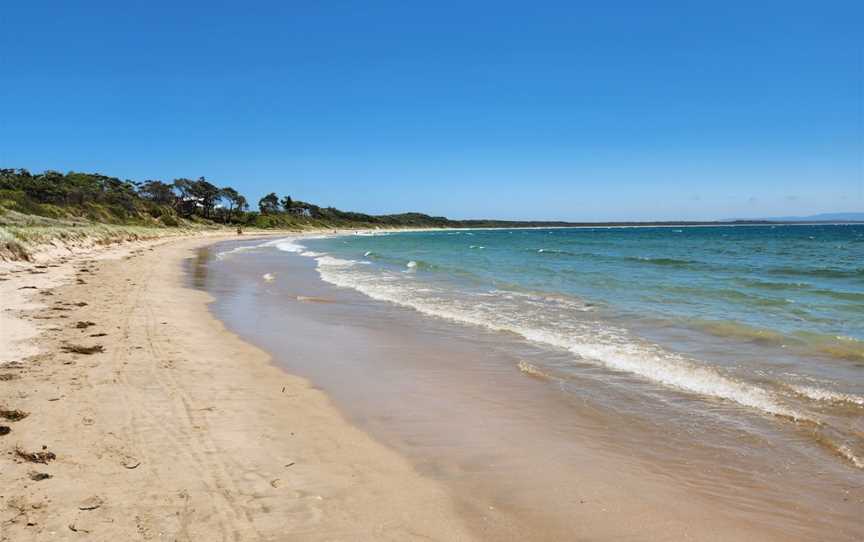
[172,178,195,217]
[188,177,220,218]
[280,195,293,210]
[138,180,175,204]
[219,186,244,223]
[258,192,279,214]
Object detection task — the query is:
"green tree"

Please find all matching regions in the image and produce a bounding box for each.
[219,186,246,223]
[172,178,196,217]
[258,192,279,214]
[280,195,293,210]
[138,180,175,205]
[189,177,220,218]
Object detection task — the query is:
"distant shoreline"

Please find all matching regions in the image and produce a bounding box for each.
[431,219,864,229]
[351,220,864,233]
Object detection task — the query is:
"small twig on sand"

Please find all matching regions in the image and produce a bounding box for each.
[78,496,103,510]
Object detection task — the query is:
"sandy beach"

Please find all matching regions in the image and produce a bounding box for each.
[2,233,861,541]
[4,1,861,538]
[0,235,475,541]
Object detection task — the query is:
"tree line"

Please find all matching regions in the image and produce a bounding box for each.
[3,167,631,229]
[0,168,325,226]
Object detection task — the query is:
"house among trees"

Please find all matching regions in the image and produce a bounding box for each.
[288,207,311,218]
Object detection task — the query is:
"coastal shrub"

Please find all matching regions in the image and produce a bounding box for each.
[0,228,30,261]
[159,214,179,227]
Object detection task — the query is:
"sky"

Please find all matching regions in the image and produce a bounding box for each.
[1,1,862,221]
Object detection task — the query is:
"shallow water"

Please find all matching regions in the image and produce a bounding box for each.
[193,227,864,540]
[299,226,864,466]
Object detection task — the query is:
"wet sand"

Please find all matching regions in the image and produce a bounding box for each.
[0,235,474,540]
[2,234,861,540]
[199,237,864,541]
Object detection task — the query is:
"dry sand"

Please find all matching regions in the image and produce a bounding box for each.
[0,235,475,540]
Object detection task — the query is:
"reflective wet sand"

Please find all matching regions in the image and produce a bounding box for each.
[192,240,864,541]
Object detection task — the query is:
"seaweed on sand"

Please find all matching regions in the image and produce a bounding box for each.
[0,408,29,421]
[15,446,56,464]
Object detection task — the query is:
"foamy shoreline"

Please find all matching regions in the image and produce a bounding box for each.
[0,233,475,540]
[205,233,864,541]
[3,231,862,540]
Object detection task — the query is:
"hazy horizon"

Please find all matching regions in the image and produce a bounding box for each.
[3,1,862,221]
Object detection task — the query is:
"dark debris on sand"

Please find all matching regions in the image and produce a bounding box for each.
[15,446,56,464]
[28,471,52,481]
[61,344,104,355]
[0,409,30,422]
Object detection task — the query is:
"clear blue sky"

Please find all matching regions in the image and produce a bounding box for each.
[2,1,862,221]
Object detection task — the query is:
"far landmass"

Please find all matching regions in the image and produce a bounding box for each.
[1,168,861,260]
[4,168,861,230]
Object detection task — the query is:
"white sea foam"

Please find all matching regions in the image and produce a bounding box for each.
[790,385,864,407]
[316,255,361,267]
[838,445,864,469]
[220,236,321,259]
[313,262,807,421]
[217,237,291,259]
[517,360,552,379]
[275,240,307,253]
[216,245,257,259]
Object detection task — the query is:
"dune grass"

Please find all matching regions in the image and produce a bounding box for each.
[0,219,202,261]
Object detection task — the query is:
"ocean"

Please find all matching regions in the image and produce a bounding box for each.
[201,224,864,539]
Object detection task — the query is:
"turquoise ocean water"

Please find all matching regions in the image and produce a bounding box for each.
[259,225,863,467]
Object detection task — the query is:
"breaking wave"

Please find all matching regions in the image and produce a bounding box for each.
[311,260,807,421]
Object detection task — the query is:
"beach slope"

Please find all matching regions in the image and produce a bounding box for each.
[0,236,473,540]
